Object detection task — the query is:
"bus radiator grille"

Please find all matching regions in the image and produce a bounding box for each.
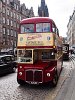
[25,70,43,83]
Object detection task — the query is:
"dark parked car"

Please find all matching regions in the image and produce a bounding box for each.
[0,55,17,74]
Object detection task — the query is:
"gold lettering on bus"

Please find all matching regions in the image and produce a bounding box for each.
[26,41,43,46]
[27,34,42,40]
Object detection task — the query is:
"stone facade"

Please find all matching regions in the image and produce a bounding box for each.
[67,10,75,49]
[0,0,34,52]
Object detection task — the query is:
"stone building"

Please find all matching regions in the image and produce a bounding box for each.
[0,1,3,50]
[38,0,49,17]
[67,9,75,49]
[0,0,34,53]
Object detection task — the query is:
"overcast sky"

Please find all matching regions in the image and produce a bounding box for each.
[20,0,75,37]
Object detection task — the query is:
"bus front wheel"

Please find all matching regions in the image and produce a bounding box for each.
[17,78,25,85]
[51,73,58,87]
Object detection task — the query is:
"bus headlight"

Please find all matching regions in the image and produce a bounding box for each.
[47,73,50,77]
[20,66,22,68]
[19,72,22,76]
[51,52,54,55]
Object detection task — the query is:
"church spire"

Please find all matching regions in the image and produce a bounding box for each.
[38,0,49,17]
[41,0,45,6]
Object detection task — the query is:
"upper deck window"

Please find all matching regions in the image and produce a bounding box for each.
[21,24,34,33]
[52,24,56,33]
[36,23,50,33]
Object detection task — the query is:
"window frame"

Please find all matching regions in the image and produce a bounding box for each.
[36,22,51,33]
[20,24,34,33]
[52,23,56,33]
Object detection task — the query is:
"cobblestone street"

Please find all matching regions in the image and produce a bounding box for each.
[0,57,74,100]
[0,72,54,100]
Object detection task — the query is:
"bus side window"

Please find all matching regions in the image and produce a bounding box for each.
[56,28,59,36]
[52,24,56,33]
[21,26,24,33]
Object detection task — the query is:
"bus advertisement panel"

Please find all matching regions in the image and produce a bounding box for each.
[17,33,54,47]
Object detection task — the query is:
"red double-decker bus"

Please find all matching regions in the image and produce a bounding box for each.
[17,17,63,86]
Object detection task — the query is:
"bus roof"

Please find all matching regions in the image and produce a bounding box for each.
[20,17,55,24]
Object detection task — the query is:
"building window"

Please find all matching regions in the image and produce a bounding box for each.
[17,5,19,10]
[0,25,2,32]
[7,0,9,4]
[3,7,5,13]
[10,11,13,17]
[11,40,13,45]
[3,0,6,3]
[11,30,13,36]
[3,38,5,45]
[17,14,18,19]
[3,27,6,34]
[14,12,16,18]
[7,9,10,15]
[17,23,19,29]
[17,14,19,20]
[7,19,10,25]
[14,41,16,47]
[3,17,6,24]
[14,22,16,28]
[0,17,2,24]
[0,1,2,13]
[14,3,16,9]
[20,16,22,21]
[14,31,17,37]
[10,20,13,26]
[7,29,10,35]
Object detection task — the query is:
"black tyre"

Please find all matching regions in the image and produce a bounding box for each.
[17,78,25,85]
[51,73,58,87]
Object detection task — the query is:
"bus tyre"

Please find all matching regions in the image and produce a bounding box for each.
[52,73,58,87]
[17,78,25,85]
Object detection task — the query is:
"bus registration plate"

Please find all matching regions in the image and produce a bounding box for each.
[30,82,38,84]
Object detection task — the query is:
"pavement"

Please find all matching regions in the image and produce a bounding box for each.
[55,55,75,100]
